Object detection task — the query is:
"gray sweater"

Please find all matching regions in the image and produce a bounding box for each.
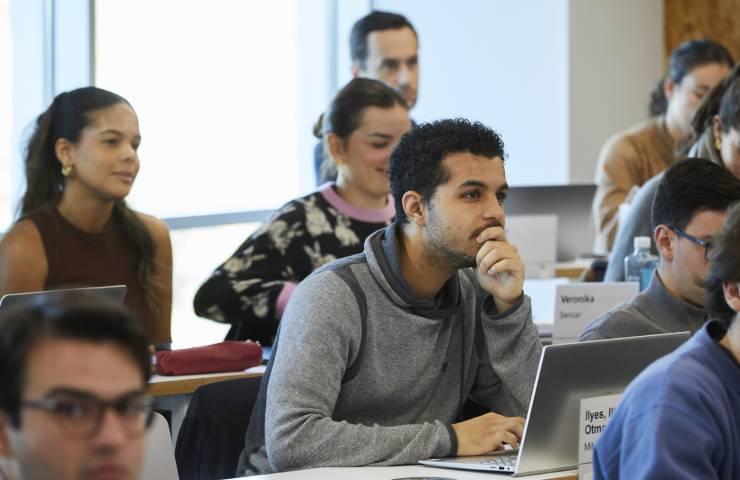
[578,271,706,341]
[237,223,542,475]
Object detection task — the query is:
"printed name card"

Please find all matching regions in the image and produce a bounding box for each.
[578,393,623,480]
[553,282,638,341]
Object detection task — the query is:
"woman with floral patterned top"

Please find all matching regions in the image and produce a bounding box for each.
[194,78,411,344]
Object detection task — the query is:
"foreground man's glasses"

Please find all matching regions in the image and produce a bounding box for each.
[21,390,154,438]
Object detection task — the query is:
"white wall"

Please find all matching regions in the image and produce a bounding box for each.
[364,0,571,186]
[568,0,664,184]
[337,0,664,187]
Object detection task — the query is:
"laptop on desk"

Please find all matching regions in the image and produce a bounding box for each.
[419,331,689,476]
[0,285,127,309]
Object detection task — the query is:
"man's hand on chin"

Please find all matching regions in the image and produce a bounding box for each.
[475,225,524,313]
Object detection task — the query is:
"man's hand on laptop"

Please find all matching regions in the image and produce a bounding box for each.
[451,412,525,456]
[475,226,524,313]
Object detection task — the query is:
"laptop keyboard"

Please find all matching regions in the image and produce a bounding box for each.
[460,454,517,467]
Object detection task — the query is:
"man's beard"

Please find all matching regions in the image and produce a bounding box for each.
[424,220,474,272]
[426,233,476,271]
[424,207,502,272]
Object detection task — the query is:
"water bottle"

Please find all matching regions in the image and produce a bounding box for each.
[624,236,658,291]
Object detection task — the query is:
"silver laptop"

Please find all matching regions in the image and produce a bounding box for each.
[419,332,689,476]
[0,285,127,309]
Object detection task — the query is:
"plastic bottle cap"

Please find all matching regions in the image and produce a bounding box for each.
[634,236,651,249]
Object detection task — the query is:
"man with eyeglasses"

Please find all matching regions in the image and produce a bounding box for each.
[0,293,153,480]
[580,158,740,341]
[593,202,740,479]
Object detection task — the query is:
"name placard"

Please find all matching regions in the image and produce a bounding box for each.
[578,393,623,479]
[553,282,638,341]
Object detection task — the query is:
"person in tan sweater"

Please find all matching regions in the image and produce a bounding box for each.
[593,39,732,253]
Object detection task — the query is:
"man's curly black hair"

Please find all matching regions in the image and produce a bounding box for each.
[388,118,506,224]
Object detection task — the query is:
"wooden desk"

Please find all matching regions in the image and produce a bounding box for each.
[148,366,265,396]
[230,465,578,479]
[552,260,592,279]
[148,365,265,440]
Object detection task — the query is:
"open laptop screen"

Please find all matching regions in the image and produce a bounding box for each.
[420,331,689,476]
[513,332,689,475]
[0,285,127,309]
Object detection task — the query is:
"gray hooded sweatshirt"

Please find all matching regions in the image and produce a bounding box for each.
[237,223,542,475]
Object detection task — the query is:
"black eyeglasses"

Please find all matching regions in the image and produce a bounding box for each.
[21,390,154,438]
[669,226,714,260]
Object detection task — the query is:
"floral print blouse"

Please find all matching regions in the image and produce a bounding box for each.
[193,183,395,345]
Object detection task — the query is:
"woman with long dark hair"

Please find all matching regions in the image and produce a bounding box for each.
[0,87,172,347]
[194,78,411,345]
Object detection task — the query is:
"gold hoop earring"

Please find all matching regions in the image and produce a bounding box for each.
[61,165,73,177]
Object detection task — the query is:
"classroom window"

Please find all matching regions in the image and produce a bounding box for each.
[94,0,303,217]
[169,222,260,347]
[94,0,330,346]
[0,0,12,229]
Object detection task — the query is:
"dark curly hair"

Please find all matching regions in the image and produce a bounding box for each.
[706,202,740,330]
[389,118,505,224]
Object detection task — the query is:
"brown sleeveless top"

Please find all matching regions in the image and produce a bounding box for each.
[28,209,164,343]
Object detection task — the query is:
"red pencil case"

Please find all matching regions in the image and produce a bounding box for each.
[155,340,262,375]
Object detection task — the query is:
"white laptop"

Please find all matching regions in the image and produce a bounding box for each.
[0,285,127,309]
[419,331,689,476]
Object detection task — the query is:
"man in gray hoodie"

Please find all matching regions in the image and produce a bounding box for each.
[238,119,542,475]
